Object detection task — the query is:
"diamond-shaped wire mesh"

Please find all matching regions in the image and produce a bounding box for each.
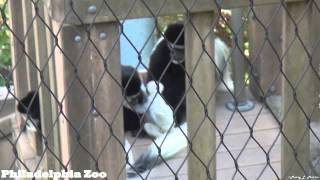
[0,0,319,179]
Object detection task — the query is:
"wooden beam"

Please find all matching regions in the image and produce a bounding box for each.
[8,0,35,171]
[45,0,304,25]
[8,0,27,129]
[248,4,283,99]
[222,0,302,9]
[22,0,42,158]
[33,0,61,171]
[57,24,95,171]
[281,1,316,177]
[185,12,216,180]
[311,1,320,122]
[0,114,14,138]
[313,0,320,123]
[57,22,124,179]
[22,0,38,91]
[90,22,125,180]
[0,129,15,170]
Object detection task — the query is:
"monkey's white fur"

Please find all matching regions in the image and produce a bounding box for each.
[127,37,232,176]
[130,81,174,138]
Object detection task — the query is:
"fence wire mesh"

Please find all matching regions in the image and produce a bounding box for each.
[0,0,319,179]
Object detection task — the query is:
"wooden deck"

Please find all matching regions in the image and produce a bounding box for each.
[127,90,281,180]
[4,90,282,179]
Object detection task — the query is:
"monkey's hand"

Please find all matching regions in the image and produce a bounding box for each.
[143,123,163,138]
[146,81,174,133]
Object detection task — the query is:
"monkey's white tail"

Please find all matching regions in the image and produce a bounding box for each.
[127,123,188,177]
[214,38,233,92]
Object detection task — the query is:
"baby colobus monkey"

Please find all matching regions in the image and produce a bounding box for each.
[122,66,175,139]
[121,65,148,135]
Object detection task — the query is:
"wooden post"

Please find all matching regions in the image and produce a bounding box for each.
[45,0,305,25]
[8,0,28,129]
[8,0,50,172]
[57,24,95,171]
[22,0,38,90]
[310,1,320,175]
[281,1,316,177]
[33,0,61,171]
[21,0,42,158]
[90,22,125,180]
[185,12,216,179]
[249,4,283,99]
[312,1,320,122]
[56,22,124,179]
[8,0,32,170]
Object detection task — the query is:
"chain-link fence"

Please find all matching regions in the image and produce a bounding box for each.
[0,0,319,179]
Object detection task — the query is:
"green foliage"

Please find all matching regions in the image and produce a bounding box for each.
[0,25,11,67]
[0,0,11,86]
[157,14,185,36]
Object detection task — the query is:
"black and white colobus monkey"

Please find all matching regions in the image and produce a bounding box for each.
[147,23,232,125]
[129,22,233,176]
[127,23,188,176]
[121,65,148,135]
[17,65,148,135]
[17,91,41,130]
[147,23,186,126]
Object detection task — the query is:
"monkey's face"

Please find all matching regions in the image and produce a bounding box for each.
[124,83,149,113]
[168,43,184,65]
[122,66,148,109]
[164,23,185,65]
[17,91,41,131]
[126,87,148,106]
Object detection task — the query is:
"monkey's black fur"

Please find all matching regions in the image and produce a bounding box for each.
[17,91,41,130]
[17,91,40,120]
[147,23,186,125]
[122,65,141,97]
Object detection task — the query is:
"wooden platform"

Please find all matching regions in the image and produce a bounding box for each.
[127,90,281,180]
[8,90,282,179]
